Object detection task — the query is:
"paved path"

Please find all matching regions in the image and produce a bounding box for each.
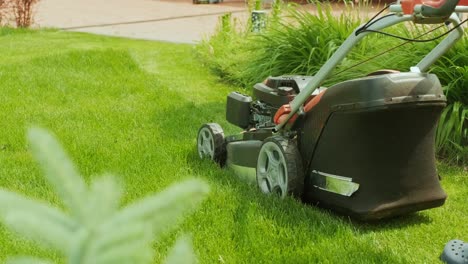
[35,0,380,44]
[35,0,249,44]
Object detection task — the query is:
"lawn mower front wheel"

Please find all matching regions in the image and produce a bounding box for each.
[197,123,226,166]
[256,136,304,199]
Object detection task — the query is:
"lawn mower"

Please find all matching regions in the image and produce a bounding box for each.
[197,0,468,220]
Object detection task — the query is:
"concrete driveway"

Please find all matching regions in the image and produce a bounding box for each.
[34,1,379,44]
[35,0,249,44]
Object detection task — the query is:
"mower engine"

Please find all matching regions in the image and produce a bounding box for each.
[226,76,313,130]
[251,101,275,129]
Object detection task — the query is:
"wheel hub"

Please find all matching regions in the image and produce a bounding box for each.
[197,128,214,159]
[257,142,288,198]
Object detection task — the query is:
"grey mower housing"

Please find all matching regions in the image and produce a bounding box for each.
[224,72,447,220]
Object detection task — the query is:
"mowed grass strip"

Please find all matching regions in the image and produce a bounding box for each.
[0,28,466,263]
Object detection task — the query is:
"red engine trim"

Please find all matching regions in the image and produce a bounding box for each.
[303,90,326,112]
[274,90,327,125]
[274,104,296,125]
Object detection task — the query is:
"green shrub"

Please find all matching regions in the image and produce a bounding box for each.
[0,127,209,264]
[435,103,467,164]
[433,48,467,165]
[243,4,368,86]
[433,37,468,105]
[198,2,406,87]
[196,13,261,88]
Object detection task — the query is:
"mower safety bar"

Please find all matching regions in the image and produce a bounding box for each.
[274,11,465,131]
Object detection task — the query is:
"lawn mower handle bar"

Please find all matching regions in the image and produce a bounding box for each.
[274,3,466,132]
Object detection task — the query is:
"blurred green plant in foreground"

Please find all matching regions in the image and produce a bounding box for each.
[0,127,210,264]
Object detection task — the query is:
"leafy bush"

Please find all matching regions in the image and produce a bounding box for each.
[435,103,468,164]
[432,43,468,165]
[196,13,260,88]
[251,4,376,84]
[0,127,209,264]
[433,39,468,106]
[198,2,400,87]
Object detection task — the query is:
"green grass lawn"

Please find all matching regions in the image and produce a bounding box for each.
[0,28,466,263]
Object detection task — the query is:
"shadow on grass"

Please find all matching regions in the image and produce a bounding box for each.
[185,150,415,262]
[350,212,433,234]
